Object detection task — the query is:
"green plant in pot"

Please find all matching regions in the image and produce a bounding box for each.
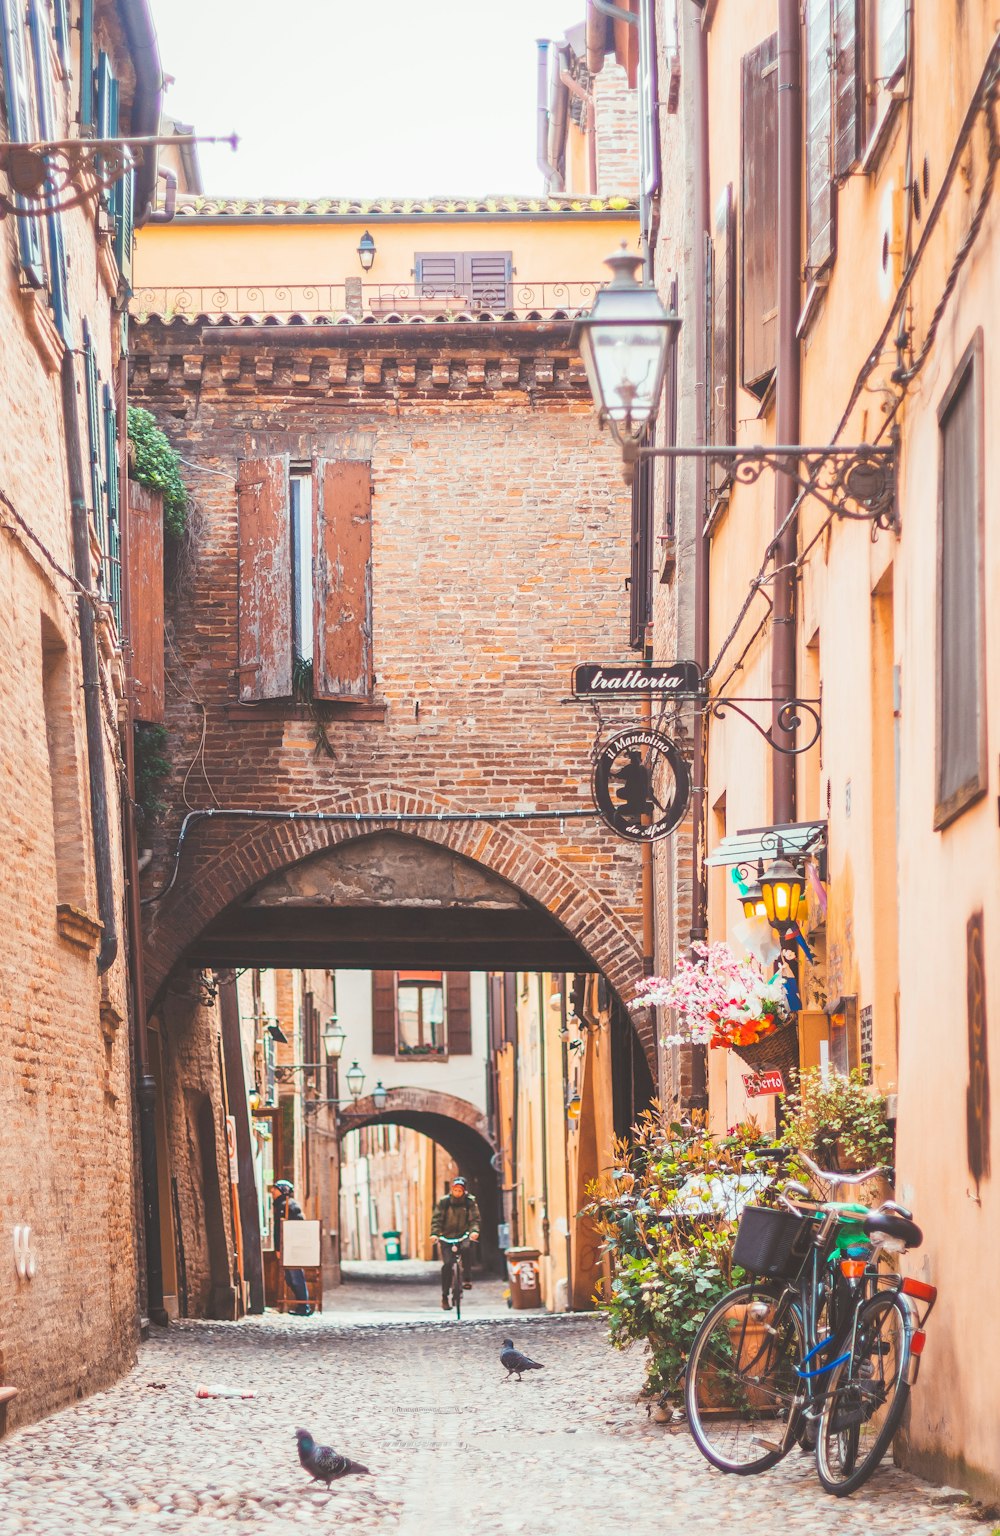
[778,1066,894,1174]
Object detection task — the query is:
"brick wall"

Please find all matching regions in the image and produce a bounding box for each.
[593,63,640,195]
[130,323,652,1061]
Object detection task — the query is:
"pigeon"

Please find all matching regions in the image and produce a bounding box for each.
[295,1428,370,1488]
[500,1338,545,1382]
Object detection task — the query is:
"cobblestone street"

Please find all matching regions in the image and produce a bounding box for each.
[0,1276,989,1536]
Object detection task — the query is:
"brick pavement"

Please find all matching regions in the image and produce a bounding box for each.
[0,1276,988,1536]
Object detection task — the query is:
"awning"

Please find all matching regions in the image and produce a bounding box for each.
[706,820,827,869]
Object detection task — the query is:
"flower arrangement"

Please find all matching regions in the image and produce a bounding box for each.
[632,942,789,1051]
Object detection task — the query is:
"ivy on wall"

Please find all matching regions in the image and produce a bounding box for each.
[127,406,188,538]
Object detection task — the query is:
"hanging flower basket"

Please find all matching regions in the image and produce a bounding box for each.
[731,1017,801,1080]
[633,942,790,1054]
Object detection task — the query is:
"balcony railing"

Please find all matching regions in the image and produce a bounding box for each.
[130,280,602,324]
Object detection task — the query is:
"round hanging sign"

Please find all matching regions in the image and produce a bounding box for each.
[592,728,691,842]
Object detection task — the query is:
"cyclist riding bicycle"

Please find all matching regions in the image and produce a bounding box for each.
[431,1176,480,1310]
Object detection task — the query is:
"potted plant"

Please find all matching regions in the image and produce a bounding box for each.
[778,1067,894,1175]
[633,942,795,1070]
[582,1109,780,1405]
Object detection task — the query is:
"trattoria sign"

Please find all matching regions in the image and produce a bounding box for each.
[573,661,703,698]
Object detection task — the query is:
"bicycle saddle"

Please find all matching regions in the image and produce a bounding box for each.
[864,1210,923,1249]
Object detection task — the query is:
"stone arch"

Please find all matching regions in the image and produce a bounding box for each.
[142,786,650,1058]
[339,1088,500,1270]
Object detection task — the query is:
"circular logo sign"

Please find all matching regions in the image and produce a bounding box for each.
[592,729,691,842]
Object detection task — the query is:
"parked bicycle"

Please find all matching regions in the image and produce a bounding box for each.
[437,1233,471,1320]
[684,1151,937,1496]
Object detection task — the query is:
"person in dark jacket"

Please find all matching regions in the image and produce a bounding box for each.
[270,1180,312,1316]
[430,1176,480,1310]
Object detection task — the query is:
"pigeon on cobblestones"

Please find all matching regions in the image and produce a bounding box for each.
[295,1428,370,1487]
[500,1339,545,1382]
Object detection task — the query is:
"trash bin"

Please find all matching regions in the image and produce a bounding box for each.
[382,1230,402,1261]
[505,1246,542,1309]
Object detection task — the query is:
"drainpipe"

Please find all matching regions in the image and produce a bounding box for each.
[60,351,118,976]
[115,365,167,1325]
[687,0,710,1107]
[536,41,562,192]
[548,46,570,191]
[537,976,551,1261]
[772,0,802,822]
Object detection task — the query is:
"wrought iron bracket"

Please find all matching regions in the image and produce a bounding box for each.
[0,133,238,218]
[622,441,897,531]
[708,695,822,756]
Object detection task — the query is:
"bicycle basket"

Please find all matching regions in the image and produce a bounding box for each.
[732,1205,814,1281]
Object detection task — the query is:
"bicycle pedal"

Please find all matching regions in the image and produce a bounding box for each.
[751,1436,785,1453]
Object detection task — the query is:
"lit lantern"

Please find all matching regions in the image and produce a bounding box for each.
[740,860,768,921]
[759,841,805,928]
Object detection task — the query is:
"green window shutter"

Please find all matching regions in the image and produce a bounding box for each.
[82,322,104,540]
[114,164,134,290]
[77,0,94,129]
[102,384,122,629]
[28,0,72,342]
[0,0,45,285]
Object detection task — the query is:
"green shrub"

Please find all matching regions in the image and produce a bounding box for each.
[778,1067,893,1172]
[127,406,188,538]
[134,723,170,831]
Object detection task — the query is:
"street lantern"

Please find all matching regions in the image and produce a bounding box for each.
[566,1091,582,1126]
[345,1060,365,1100]
[322,1015,346,1060]
[372,1080,388,1112]
[759,841,805,929]
[740,860,768,921]
[573,247,680,447]
[357,229,376,271]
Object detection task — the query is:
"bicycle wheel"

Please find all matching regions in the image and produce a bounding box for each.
[451,1258,462,1320]
[685,1283,805,1474]
[815,1291,910,1496]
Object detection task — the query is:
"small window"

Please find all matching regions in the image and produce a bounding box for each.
[935,331,987,829]
[397,971,446,1057]
[414,252,512,310]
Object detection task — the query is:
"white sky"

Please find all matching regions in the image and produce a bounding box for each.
[153,0,578,198]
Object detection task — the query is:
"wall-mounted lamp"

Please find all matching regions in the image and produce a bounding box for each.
[323,1015,346,1060]
[266,1020,288,1045]
[372,1080,388,1112]
[739,860,768,921]
[759,840,805,929]
[566,1091,582,1127]
[345,1060,365,1100]
[357,229,376,271]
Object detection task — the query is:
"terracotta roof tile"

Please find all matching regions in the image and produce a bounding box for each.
[171,193,638,220]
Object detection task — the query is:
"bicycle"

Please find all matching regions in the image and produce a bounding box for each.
[684,1151,937,1496]
[437,1233,471,1320]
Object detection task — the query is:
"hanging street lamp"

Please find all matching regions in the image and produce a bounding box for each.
[345,1060,365,1100]
[759,841,805,930]
[322,1015,346,1060]
[739,860,768,921]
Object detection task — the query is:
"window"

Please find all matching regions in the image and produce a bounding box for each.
[371,971,473,1058]
[805,0,835,274]
[740,33,778,399]
[415,252,512,310]
[236,457,373,701]
[40,614,88,913]
[0,0,45,285]
[935,331,987,829]
[709,185,735,504]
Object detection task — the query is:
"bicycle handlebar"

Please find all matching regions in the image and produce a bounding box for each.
[435,1233,471,1247]
[795,1149,885,1188]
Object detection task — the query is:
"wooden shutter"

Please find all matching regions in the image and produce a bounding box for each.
[127,481,164,722]
[833,0,861,177]
[468,253,511,309]
[0,0,45,285]
[935,334,986,826]
[236,456,293,701]
[445,973,472,1055]
[416,254,460,296]
[312,459,373,700]
[711,184,736,482]
[114,165,134,291]
[741,33,778,397]
[628,447,652,650]
[77,0,94,129]
[28,0,71,341]
[82,322,104,536]
[372,971,397,1056]
[805,0,835,274]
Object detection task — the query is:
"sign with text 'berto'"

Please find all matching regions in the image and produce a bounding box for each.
[572,661,704,698]
[741,1070,786,1098]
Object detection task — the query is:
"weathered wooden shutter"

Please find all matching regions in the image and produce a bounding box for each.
[710,183,735,497]
[82,322,104,536]
[236,456,293,701]
[878,0,906,85]
[372,971,397,1056]
[936,338,985,824]
[445,973,472,1055]
[833,0,861,177]
[28,0,71,341]
[805,0,835,274]
[416,254,460,296]
[77,0,94,129]
[114,163,134,290]
[740,33,778,397]
[127,481,164,722]
[468,253,511,309]
[312,459,373,700]
[628,446,652,650]
[0,0,45,285]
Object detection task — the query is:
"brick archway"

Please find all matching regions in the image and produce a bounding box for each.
[339,1088,493,1149]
